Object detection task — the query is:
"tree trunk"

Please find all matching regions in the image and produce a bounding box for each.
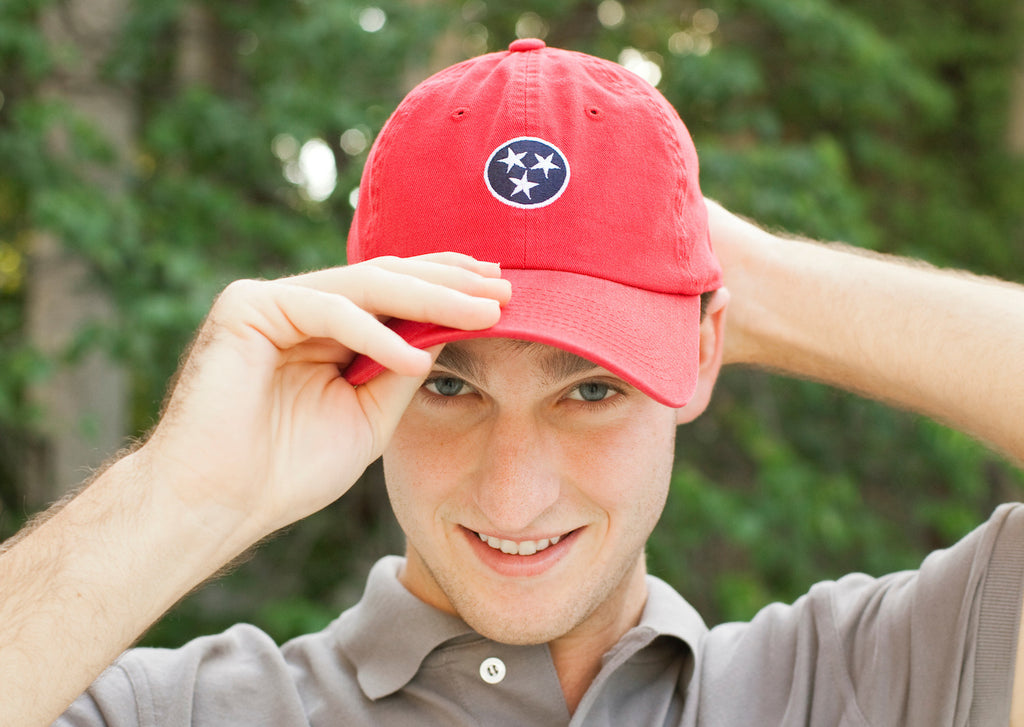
[1010,7,1024,155]
[24,0,133,506]
[1011,60,1024,154]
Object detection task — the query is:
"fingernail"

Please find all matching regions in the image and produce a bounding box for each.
[478,298,501,317]
[496,278,512,303]
[483,277,512,293]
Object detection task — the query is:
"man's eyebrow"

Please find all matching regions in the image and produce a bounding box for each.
[537,348,603,383]
[433,341,603,385]
[434,344,485,383]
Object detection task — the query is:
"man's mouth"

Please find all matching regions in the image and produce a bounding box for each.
[472,530,568,556]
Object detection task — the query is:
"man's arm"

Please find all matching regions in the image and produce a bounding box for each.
[707,199,1024,464]
[706,200,1024,724]
[0,254,511,726]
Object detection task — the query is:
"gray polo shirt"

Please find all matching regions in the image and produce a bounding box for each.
[58,504,1024,726]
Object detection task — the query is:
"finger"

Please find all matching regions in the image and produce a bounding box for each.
[222,280,501,375]
[354,269,504,327]
[366,256,512,304]
[403,252,503,278]
[277,268,505,329]
[284,257,512,307]
[279,338,356,365]
[217,281,433,377]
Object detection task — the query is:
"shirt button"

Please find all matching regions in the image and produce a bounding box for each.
[479,657,507,685]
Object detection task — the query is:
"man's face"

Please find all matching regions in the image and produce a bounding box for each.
[383,338,678,646]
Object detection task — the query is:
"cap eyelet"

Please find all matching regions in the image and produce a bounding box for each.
[451,107,469,120]
[585,105,603,119]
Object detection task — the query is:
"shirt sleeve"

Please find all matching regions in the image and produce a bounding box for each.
[54,663,142,727]
[692,503,1024,727]
[53,623,310,727]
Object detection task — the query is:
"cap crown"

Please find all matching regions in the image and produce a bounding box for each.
[348,44,721,297]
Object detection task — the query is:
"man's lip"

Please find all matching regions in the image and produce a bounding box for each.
[471,529,569,555]
[459,525,580,577]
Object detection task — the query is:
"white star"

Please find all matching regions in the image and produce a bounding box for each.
[508,169,539,199]
[497,147,527,172]
[531,152,560,178]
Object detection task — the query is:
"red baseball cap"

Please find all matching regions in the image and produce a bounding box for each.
[344,39,722,407]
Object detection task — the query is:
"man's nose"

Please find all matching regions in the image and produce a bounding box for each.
[472,413,560,533]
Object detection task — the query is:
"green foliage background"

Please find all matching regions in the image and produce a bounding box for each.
[1,0,1022,643]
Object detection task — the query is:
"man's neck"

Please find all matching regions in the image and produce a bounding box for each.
[548,562,650,714]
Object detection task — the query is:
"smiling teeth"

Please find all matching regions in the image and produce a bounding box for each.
[478,532,562,555]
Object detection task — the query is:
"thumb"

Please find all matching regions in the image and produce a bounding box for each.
[355,345,443,457]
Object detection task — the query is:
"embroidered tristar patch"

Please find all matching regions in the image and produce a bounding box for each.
[484,137,570,209]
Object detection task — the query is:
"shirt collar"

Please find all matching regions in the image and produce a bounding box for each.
[332,557,707,700]
[590,573,707,681]
[637,573,707,647]
[332,556,475,699]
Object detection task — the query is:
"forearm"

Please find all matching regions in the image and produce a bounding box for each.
[714,204,1024,462]
[0,450,257,726]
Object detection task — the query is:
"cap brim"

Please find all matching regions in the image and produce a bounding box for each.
[342,269,702,408]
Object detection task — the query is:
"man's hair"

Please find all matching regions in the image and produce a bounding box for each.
[700,290,715,321]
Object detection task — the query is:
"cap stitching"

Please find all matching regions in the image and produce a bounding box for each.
[507,283,692,385]
[652,101,688,284]
[519,47,533,269]
[368,98,415,237]
[582,54,695,290]
[579,53,693,288]
[361,58,487,252]
[580,53,631,95]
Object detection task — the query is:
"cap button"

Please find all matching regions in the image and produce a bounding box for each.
[509,38,546,52]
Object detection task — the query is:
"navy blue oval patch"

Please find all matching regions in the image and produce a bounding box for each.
[484,137,570,209]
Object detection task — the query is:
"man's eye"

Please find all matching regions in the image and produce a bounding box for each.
[568,382,615,402]
[424,376,472,397]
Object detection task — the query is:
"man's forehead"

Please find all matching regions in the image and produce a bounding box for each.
[434,339,607,385]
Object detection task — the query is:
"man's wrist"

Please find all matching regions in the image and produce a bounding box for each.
[0,447,260,726]
[115,446,268,577]
[709,206,789,367]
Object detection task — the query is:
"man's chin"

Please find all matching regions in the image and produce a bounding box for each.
[448,583,602,646]
[459,609,576,646]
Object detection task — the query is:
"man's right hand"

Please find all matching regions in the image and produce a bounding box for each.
[0,253,510,726]
[143,253,510,544]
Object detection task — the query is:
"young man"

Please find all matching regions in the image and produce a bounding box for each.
[2,40,1023,726]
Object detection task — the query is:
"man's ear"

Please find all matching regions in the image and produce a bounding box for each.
[675,288,729,425]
